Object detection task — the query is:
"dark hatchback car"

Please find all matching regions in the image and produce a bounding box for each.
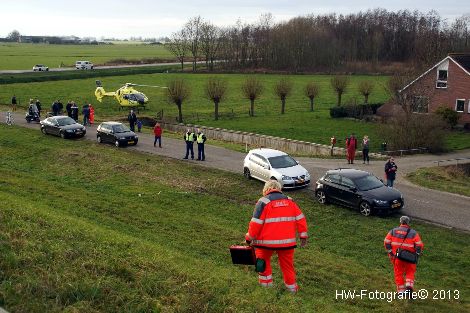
[96,122,138,147]
[314,168,404,216]
[40,116,86,139]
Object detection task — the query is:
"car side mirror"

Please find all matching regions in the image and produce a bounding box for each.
[263,164,270,170]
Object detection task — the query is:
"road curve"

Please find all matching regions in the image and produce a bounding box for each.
[2,111,469,232]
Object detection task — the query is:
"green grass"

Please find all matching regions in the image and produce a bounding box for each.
[407,165,470,197]
[0,124,469,312]
[0,72,468,151]
[0,43,174,70]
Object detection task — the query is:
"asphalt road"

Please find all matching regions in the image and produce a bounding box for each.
[3,111,470,232]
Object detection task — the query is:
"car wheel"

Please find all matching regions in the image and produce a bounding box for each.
[359,201,372,217]
[97,136,102,143]
[26,119,31,123]
[46,68,49,71]
[41,127,47,135]
[115,140,120,147]
[243,167,251,179]
[60,132,66,139]
[316,190,327,204]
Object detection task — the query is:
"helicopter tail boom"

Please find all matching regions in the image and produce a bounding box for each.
[95,87,116,102]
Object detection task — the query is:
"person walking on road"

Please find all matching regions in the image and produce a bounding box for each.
[346,133,357,164]
[11,95,17,112]
[35,99,42,117]
[128,110,137,132]
[153,123,162,148]
[196,128,207,161]
[245,180,308,292]
[385,157,398,187]
[362,135,370,164]
[183,128,196,160]
[384,216,424,295]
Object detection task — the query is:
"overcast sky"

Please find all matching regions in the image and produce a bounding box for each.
[2,0,468,39]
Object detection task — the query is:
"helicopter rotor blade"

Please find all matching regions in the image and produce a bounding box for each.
[126,83,168,89]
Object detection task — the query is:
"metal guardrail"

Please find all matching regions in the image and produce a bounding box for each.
[433,157,470,166]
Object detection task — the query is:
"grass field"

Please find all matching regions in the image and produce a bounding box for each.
[0,43,174,70]
[1,72,469,152]
[407,164,470,197]
[0,124,469,312]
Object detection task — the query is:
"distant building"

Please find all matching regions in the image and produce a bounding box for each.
[378,53,470,125]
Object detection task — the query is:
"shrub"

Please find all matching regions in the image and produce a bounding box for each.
[435,106,459,129]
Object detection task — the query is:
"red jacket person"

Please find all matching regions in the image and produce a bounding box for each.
[245,180,308,292]
[384,216,424,294]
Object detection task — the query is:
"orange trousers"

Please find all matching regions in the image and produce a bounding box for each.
[393,258,416,292]
[255,248,298,292]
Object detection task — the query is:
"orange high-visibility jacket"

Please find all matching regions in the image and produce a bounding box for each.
[245,190,308,249]
[384,224,424,255]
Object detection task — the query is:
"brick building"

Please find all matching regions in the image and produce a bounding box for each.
[378,53,470,125]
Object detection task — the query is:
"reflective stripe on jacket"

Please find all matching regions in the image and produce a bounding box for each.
[246,191,308,249]
[384,224,424,254]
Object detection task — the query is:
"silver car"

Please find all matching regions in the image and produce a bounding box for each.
[243,148,310,189]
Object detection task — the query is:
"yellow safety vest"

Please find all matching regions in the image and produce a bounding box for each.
[185,133,194,141]
[197,133,205,143]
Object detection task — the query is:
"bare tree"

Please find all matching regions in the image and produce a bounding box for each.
[274,79,293,114]
[304,82,320,111]
[358,80,374,105]
[185,16,203,72]
[241,77,263,117]
[166,29,189,71]
[205,77,228,120]
[330,76,349,106]
[166,79,190,123]
[200,22,222,71]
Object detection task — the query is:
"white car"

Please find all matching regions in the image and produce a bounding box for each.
[243,148,310,189]
[32,64,49,71]
[75,61,94,70]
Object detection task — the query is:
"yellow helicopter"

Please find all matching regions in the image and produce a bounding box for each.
[94,80,167,109]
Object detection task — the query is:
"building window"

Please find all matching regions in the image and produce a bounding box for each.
[436,70,448,88]
[455,99,465,113]
[412,96,429,113]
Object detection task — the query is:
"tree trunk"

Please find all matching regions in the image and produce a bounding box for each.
[180,59,184,71]
[177,102,183,123]
[281,97,286,114]
[337,92,342,106]
[214,100,219,120]
[310,97,314,111]
[364,94,369,105]
[250,99,255,117]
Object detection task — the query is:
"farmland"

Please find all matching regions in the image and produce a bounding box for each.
[0,43,174,70]
[0,125,469,312]
[2,72,470,151]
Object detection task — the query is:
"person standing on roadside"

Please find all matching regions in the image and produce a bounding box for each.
[384,216,424,295]
[82,104,90,126]
[385,157,398,187]
[183,128,196,160]
[362,135,370,164]
[51,100,59,116]
[346,133,357,164]
[66,100,73,117]
[153,122,162,148]
[89,104,95,125]
[11,95,17,112]
[71,102,79,122]
[128,109,137,132]
[245,180,308,292]
[196,128,207,161]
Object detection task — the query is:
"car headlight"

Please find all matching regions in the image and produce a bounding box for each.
[134,135,138,139]
[305,172,310,178]
[374,200,388,205]
[82,127,86,131]
[281,175,292,181]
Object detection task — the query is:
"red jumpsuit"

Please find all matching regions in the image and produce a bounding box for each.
[89,105,95,124]
[346,137,357,163]
[245,190,308,292]
[384,224,424,292]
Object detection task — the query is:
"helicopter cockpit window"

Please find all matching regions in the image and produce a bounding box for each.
[113,124,131,133]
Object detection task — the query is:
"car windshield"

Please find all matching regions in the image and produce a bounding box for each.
[113,124,131,133]
[56,117,76,126]
[353,174,384,191]
[268,155,298,169]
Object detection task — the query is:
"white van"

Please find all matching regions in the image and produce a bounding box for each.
[75,61,94,70]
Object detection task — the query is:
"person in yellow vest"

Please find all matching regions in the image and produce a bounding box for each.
[183,128,196,160]
[196,128,207,161]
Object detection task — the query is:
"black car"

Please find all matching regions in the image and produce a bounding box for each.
[40,116,86,139]
[96,122,138,147]
[314,168,404,216]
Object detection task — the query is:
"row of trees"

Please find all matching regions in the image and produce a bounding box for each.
[165,76,377,122]
[167,10,470,72]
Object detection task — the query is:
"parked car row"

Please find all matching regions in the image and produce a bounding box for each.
[32,61,94,72]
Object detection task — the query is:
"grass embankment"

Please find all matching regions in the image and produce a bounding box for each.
[0,125,469,312]
[407,164,470,197]
[0,43,174,70]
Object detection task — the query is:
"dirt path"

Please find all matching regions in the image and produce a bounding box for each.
[3,111,469,232]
